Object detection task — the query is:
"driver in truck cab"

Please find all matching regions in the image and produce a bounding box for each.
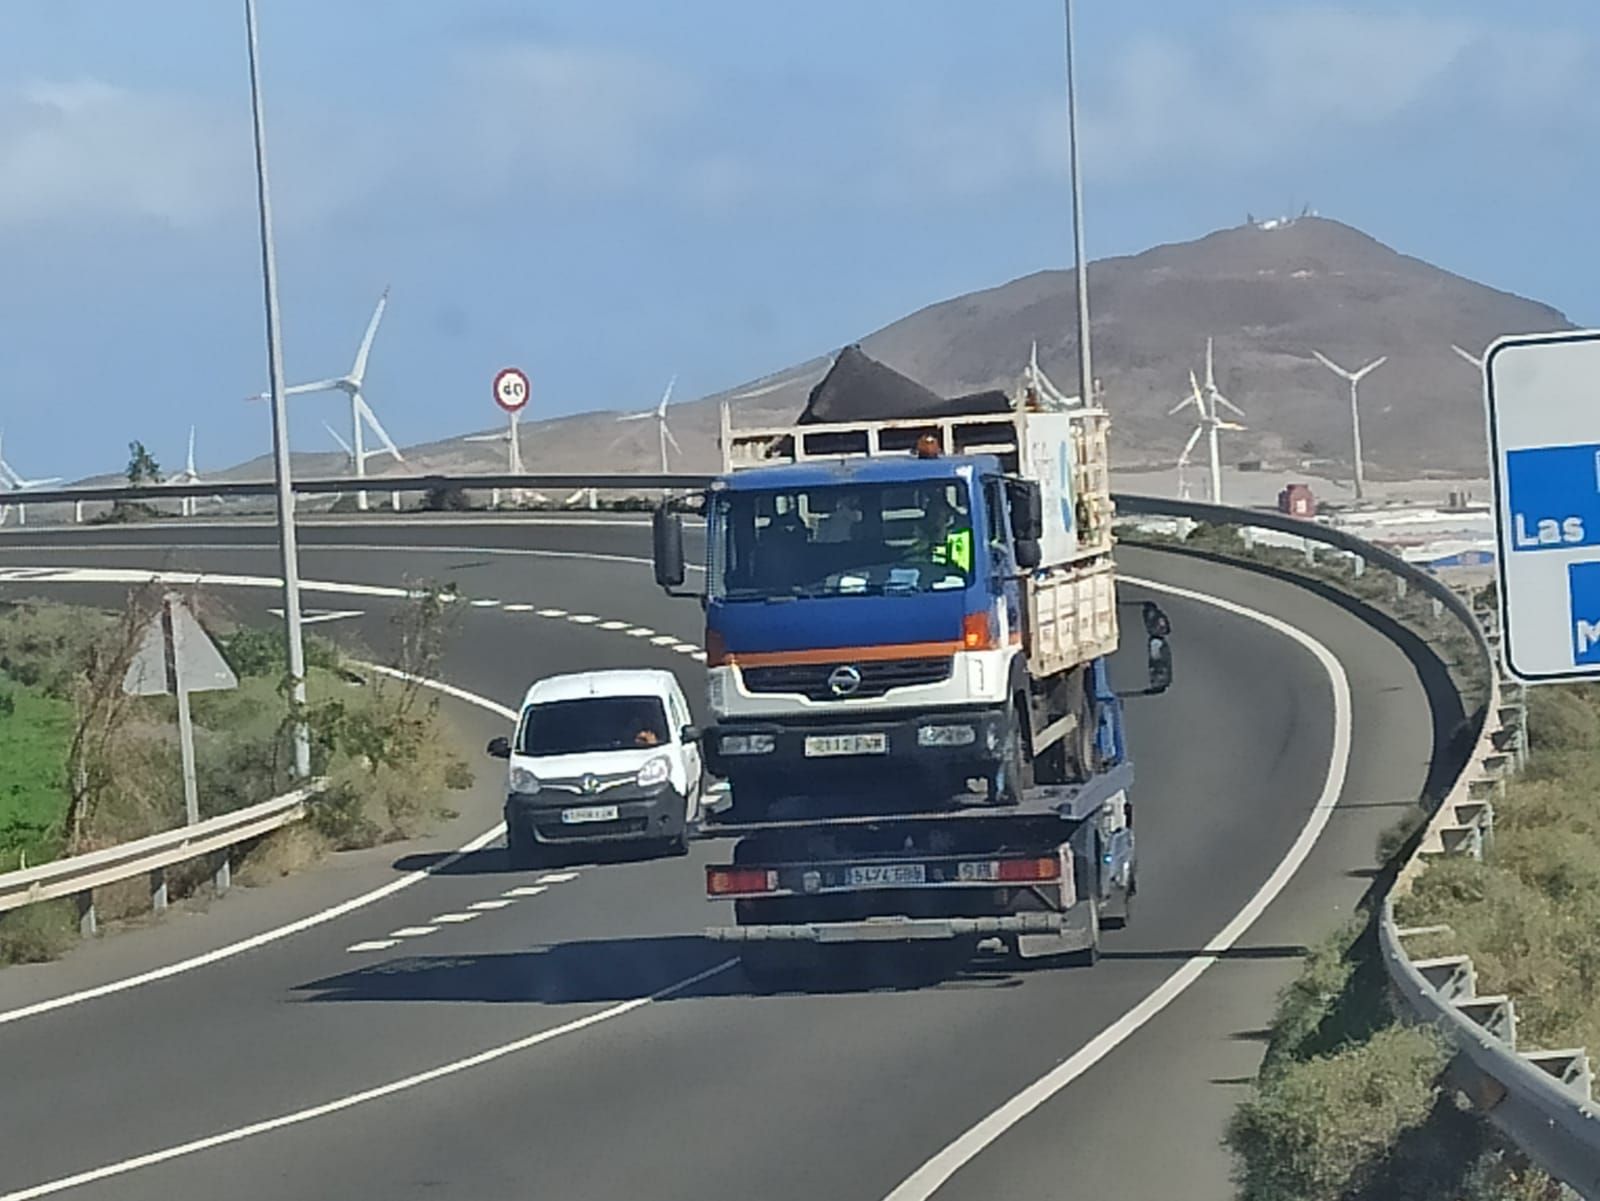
[905,489,973,574]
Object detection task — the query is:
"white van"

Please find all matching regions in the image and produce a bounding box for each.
[487,668,704,867]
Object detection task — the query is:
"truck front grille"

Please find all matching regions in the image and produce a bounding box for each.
[741,657,953,701]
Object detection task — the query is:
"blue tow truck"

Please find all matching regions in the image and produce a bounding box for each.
[652,349,1171,982]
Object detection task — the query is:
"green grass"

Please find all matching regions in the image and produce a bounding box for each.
[0,678,73,870]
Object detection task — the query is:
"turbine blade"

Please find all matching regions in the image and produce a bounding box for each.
[1180,424,1204,461]
[1217,421,1247,432]
[322,420,354,457]
[186,425,197,475]
[616,411,653,423]
[350,286,389,381]
[356,394,404,462]
[664,423,683,454]
[657,374,677,417]
[284,378,346,396]
[1214,392,1246,417]
[1354,356,1388,380]
[1311,350,1350,379]
[1204,337,1216,390]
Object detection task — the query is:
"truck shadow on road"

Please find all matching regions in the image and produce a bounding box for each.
[392,843,681,876]
[292,936,1050,1004]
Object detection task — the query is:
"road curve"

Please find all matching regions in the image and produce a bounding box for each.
[0,519,1444,1201]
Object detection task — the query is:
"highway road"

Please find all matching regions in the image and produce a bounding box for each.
[0,517,1450,1200]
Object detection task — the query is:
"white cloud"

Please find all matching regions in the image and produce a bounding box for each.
[0,78,245,228]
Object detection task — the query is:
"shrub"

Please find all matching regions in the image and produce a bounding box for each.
[0,901,77,965]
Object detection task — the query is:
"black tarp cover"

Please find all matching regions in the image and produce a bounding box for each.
[796,345,1012,424]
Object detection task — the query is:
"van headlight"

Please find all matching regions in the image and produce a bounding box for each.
[509,767,540,793]
[636,756,671,789]
[720,733,776,756]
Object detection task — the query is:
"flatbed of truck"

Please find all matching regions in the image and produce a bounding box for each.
[690,760,1133,839]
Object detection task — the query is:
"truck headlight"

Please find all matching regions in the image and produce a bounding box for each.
[509,766,540,793]
[720,733,776,756]
[636,756,671,789]
[918,723,977,747]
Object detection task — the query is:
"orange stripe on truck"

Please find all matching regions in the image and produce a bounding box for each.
[726,640,965,668]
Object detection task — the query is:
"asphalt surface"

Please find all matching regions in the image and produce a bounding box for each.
[0,517,1444,1200]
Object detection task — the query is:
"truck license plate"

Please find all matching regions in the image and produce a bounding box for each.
[846,863,926,886]
[561,804,620,824]
[803,733,888,757]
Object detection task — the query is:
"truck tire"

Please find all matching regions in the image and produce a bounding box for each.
[987,701,1030,806]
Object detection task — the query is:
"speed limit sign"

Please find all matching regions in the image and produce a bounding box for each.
[493,367,530,413]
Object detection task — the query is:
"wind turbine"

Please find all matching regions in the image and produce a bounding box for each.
[1169,338,1246,503]
[616,375,682,474]
[250,287,403,511]
[164,426,208,518]
[1311,349,1387,501]
[0,432,63,527]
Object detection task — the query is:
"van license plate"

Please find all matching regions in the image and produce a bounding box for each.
[846,863,926,886]
[561,805,620,824]
[803,733,887,757]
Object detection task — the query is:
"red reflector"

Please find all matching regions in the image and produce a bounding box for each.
[998,856,1061,883]
[706,866,773,896]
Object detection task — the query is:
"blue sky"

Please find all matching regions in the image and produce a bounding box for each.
[0,0,1596,479]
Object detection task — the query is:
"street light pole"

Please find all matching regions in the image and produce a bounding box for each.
[1063,0,1094,408]
[244,0,311,778]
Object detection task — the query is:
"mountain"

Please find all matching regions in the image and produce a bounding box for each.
[89,217,1579,491]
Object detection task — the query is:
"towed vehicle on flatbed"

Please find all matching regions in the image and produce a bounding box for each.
[652,347,1173,983]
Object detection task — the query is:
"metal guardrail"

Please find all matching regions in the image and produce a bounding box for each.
[1118,495,1596,1197]
[0,781,325,936]
[0,472,717,508]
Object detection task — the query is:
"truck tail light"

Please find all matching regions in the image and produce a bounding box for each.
[707,866,777,896]
[997,856,1061,883]
[962,611,994,650]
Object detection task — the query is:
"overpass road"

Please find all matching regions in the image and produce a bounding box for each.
[0,518,1449,1201]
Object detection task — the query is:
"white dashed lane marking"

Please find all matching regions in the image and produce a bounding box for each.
[470,599,500,608]
[502,603,536,613]
[650,635,678,646]
[502,885,547,898]
[346,940,400,953]
[535,872,580,885]
[626,627,655,637]
[568,614,600,624]
[468,900,514,912]
[430,913,480,925]
[389,926,437,938]
[598,620,629,630]
[536,608,567,618]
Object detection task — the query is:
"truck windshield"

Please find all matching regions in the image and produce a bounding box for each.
[518,697,670,756]
[709,480,976,601]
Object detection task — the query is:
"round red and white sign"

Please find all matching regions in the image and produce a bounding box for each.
[492,367,530,413]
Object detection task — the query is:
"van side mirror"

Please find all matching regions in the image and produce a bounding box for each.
[681,724,702,744]
[1015,538,1042,570]
[654,507,686,589]
[1007,479,1044,541]
[486,736,511,759]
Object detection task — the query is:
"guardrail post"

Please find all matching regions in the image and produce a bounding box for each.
[150,867,168,913]
[1351,554,1366,578]
[1303,538,1315,566]
[214,853,231,898]
[1395,576,1409,600]
[76,891,97,938]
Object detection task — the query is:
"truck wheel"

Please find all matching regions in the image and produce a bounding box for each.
[987,707,1028,806]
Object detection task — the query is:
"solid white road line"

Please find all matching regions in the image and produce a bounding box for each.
[0,959,740,1201]
[0,658,516,1028]
[345,940,400,954]
[881,573,1354,1201]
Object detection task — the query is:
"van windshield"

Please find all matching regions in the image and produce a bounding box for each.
[518,697,670,757]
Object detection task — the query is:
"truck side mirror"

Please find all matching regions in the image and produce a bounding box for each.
[1015,538,1042,570]
[654,506,686,589]
[1141,600,1171,638]
[1008,480,1044,541]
